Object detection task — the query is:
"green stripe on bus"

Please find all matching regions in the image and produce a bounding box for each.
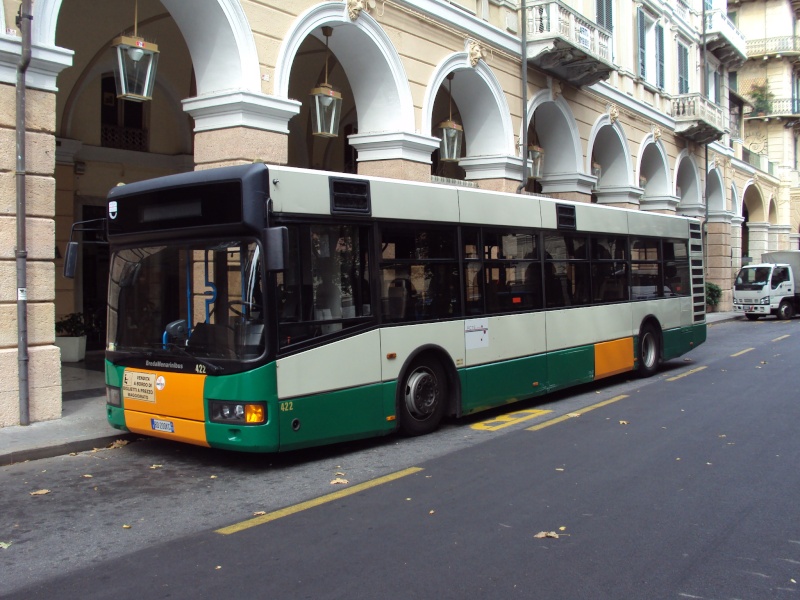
[276,382,395,452]
[661,322,707,362]
[545,345,595,392]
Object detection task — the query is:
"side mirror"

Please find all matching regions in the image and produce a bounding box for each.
[265,226,288,272]
[63,242,79,278]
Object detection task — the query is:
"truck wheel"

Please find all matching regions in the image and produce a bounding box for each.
[745,313,760,321]
[777,300,794,320]
[398,358,447,437]
[637,323,661,378]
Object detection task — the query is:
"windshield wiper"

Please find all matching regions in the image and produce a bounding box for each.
[164,343,223,374]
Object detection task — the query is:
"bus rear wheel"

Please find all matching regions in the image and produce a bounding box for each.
[398,358,447,436]
[637,323,661,378]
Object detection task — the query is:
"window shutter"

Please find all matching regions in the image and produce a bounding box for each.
[597,0,612,30]
[656,24,664,90]
[638,9,646,79]
[678,44,689,94]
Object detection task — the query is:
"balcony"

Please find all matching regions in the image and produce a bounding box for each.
[704,9,747,69]
[745,97,800,119]
[672,93,725,144]
[746,36,800,58]
[525,0,616,88]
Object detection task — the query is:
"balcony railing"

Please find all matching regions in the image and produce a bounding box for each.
[672,93,725,143]
[742,149,777,176]
[704,9,747,66]
[101,124,148,152]
[527,1,612,62]
[747,36,800,57]
[746,97,800,117]
[525,0,615,87]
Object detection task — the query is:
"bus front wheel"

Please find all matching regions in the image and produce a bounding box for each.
[637,323,661,378]
[398,358,447,436]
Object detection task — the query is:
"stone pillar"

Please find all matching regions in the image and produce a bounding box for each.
[746,221,770,264]
[0,84,61,426]
[183,91,301,169]
[730,215,744,273]
[593,185,643,210]
[772,224,791,250]
[348,132,439,183]
[458,155,527,194]
[706,212,732,310]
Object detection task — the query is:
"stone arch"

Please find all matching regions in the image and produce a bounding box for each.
[528,88,581,176]
[35,0,261,95]
[767,195,779,224]
[705,165,725,214]
[588,117,631,187]
[741,179,766,221]
[276,4,414,134]
[635,134,670,196]
[675,150,703,217]
[423,53,514,156]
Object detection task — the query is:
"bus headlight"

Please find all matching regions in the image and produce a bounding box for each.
[107,386,122,407]
[210,401,266,424]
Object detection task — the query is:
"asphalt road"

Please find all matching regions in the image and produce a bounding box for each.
[2,317,799,599]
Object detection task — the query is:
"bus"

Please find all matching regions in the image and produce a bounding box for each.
[74,162,706,452]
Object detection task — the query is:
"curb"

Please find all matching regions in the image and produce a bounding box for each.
[0,433,137,467]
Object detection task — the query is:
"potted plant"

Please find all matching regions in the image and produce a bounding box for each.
[748,82,774,117]
[55,312,96,362]
[705,281,722,313]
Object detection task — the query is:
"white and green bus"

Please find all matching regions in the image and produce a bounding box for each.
[90,163,706,452]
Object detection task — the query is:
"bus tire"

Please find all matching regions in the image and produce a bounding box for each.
[745,313,760,321]
[637,323,661,378]
[777,300,794,320]
[398,358,447,437]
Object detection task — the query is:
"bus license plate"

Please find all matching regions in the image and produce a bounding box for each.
[151,418,175,433]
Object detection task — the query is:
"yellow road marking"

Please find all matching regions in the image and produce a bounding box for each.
[471,408,552,431]
[772,335,790,342]
[731,348,754,357]
[526,395,628,431]
[215,467,424,535]
[665,366,707,381]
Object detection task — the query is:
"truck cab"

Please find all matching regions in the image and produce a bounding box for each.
[733,262,796,320]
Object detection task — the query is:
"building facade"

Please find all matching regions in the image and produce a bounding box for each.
[0,0,796,427]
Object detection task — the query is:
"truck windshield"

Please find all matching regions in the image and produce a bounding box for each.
[107,240,265,363]
[734,266,771,290]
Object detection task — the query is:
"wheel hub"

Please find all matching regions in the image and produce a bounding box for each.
[405,369,438,418]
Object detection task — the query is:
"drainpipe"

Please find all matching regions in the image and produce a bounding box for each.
[517,0,528,194]
[16,1,33,426]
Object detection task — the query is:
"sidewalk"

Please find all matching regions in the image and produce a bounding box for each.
[0,312,743,466]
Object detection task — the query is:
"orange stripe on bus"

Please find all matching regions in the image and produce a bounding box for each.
[594,337,634,380]
[124,410,210,447]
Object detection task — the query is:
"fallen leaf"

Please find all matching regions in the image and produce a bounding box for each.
[429,510,435,515]
[149,464,163,470]
[534,531,559,539]
[791,578,796,584]
[619,420,629,425]
[107,439,129,449]
[718,434,726,438]
[215,566,222,570]
[567,413,581,418]
[330,477,349,485]
[559,526,567,531]
[29,489,51,496]
[335,472,346,476]
[253,511,266,516]
[555,468,565,472]
[69,452,78,456]
[0,541,11,549]
[82,474,93,478]
[210,475,218,479]
[122,524,132,529]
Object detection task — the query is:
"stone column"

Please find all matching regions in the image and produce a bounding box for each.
[0,84,61,426]
[348,132,439,182]
[706,211,732,310]
[183,91,301,169]
[746,222,770,264]
[458,155,527,194]
[730,215,744,273]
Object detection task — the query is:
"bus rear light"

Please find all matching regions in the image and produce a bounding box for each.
[210,401,266,425]
[107,386,122,407]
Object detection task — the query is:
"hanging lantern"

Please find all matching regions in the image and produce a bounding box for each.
[591,161,602,180]
[111,0,159,102]
[527,145,545,179]
[436,73,463,162]
[310,27,343,138]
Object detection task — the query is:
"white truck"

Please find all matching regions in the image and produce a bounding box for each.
[733,251,800,320]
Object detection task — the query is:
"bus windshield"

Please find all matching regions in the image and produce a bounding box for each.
[107,239,265,363]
